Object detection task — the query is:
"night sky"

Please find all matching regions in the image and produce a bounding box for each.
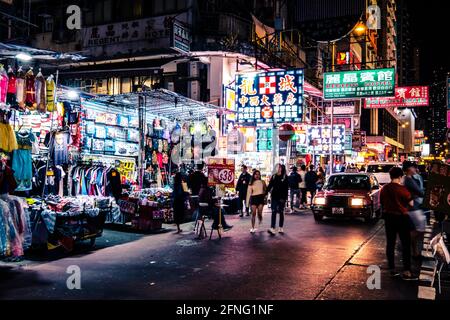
[409,1,449,82]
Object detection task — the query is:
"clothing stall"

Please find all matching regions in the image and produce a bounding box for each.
[82,90,221,231]
[0,45,119,258]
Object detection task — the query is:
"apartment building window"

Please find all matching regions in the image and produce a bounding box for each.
[154,0,187,15]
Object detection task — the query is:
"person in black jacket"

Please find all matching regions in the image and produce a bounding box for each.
[288,166,301,211]
[236,164,251,217]
[267,164,289,235]
[305,165,318,207]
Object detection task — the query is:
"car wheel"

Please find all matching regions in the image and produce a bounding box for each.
[313,212,323,222]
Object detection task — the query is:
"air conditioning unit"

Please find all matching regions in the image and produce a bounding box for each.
[188,80,200,101]
[189,61,200,78]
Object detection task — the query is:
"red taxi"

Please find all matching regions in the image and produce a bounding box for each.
[312,173,382,223]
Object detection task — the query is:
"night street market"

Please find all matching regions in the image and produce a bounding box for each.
[0,0,450,316]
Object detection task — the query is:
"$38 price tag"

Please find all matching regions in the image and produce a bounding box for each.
[218,169,234,184]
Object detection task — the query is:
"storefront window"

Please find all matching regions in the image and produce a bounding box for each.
[121,78,132,93]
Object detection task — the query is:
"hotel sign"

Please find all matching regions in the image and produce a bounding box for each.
[323,68,395,100]
[365,86,429,108]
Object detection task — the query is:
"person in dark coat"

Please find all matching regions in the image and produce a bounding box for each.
[198,181,232,230]
[288,166,301,210]
[305,165,318,207]
[236,164,251,217]
[187,163,207,196]
[267,164,289,235]
[172,172,189,233]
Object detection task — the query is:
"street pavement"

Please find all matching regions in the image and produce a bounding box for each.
[0,209,421,300]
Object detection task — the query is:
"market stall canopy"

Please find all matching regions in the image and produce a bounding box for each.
[85,89,225,121]
[0,42,85,61]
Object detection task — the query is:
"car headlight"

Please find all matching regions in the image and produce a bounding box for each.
[314,197,326,205]
[350,198,364,207]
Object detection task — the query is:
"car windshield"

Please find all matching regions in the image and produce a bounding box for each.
[325,175,371,190]
[367,164,395,173]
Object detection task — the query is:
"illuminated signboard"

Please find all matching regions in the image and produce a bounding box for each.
[307,125,346,155]
[324,100,356,115]
[236,69,304,124]
[448,110,450,129]
[364,86,429,108]
[323,68,395,99]
[447,77,450,110]
[256,128,273,151]
[323,117,353,130]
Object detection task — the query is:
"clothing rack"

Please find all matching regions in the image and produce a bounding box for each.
[41,70,59,198]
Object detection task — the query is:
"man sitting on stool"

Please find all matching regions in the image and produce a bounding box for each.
[198,181,233,230]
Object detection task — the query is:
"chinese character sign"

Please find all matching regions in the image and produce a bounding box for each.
[236,69,304,124]
[307,125,346,155]
[323,68,395,99]
[364,86,430,108]
[256,128,273,151]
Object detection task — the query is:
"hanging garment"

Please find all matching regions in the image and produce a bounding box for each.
[0,110,18,152]
[25,69,36,109]
[0,199,10,256]
[0,164,18,194]
[46,76,56,112]
[35,71,46,112]
[0,66,8,104]
[45,131,73,165]
[6,67,16,107]
[12,130,35,191]
[106,168,122,200]
[15,67,26,110]
[36,165,62,196]
[157,152,163,168]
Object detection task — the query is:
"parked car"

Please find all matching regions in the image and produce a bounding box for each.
[365,162,400,185]
[312,173,382,223]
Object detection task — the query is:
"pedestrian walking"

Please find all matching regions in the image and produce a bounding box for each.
[380,167,417,280]
[172,172,189,234]
[236,164,251,217]
[246,170,267,233]
[305,165,318,207]
[316,166,325,191]
[402,161,426,260]
[299,165,307,209]
[267,164,289,235]
[288,166,302,211]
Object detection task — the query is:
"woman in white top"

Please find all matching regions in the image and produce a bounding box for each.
[246,170,267,233]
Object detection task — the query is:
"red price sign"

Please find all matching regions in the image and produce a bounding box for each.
[208,158,235,187]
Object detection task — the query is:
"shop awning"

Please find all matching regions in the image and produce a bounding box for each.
[0,42,85,61]
[84,89,224,121]
[304,81,323,98]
